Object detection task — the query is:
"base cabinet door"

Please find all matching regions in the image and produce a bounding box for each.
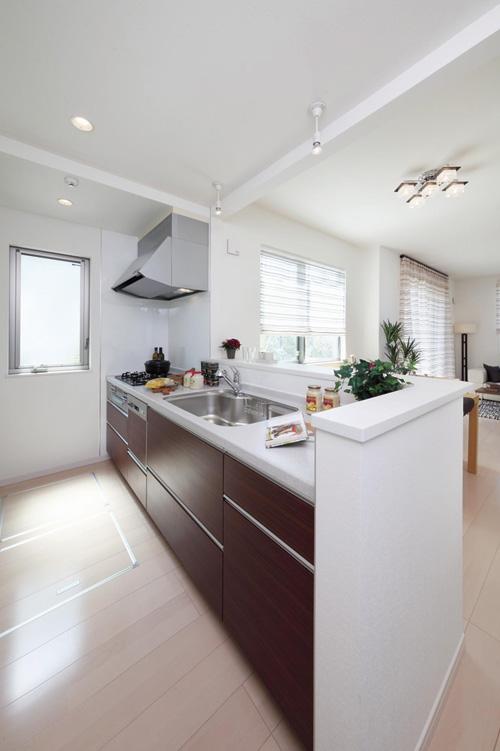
[223,500,314,750]
[147,410,223,542]
[127,454,147,507]
[147,471,222,617]
[106,425,129,482]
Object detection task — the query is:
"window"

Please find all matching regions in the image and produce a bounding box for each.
[399,255,454,378]
[9,247,90,374]
[260,248,346,363]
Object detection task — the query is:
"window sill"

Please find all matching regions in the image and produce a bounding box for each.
[7,367,91,378]
[218,358,340,379]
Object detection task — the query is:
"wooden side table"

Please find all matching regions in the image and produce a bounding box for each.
[466,393,479,474]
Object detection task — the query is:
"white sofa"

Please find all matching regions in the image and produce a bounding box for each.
[468,367,486,389]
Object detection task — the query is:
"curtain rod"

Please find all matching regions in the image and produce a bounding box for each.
[400,254,448,278]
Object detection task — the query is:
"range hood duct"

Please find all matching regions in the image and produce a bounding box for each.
[112,213,209,300]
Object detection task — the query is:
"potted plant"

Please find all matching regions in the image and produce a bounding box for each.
[334,359,406,401]
[381,320,421,374]
[221,338,241,359]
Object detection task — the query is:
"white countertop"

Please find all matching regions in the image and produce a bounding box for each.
[312,375,472,442]
[107,376,315,503]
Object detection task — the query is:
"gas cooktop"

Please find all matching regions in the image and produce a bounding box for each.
[117,371,149,386]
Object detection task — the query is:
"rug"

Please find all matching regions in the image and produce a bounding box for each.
[479,398,500,420]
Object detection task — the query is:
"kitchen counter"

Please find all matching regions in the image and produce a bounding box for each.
[107,376,315,502]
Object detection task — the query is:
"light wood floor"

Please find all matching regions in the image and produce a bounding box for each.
[1,413,499,751]
[0,461,300,751]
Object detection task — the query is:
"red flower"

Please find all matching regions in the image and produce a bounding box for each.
[222,338,241,350]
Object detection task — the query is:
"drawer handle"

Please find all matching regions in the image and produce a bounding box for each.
[223,495,314,573]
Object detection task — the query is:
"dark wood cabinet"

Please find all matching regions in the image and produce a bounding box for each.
[147,470,222,616]
[147,410,224,542]
[106,402,128,442]
[224,456,314,565]
[128,410,147,467]
[223,500,314,749]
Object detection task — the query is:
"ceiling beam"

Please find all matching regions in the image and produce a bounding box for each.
[0,135,210,220]
[223,5,500,215]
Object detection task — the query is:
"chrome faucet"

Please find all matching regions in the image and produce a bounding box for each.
[216,366,242,396]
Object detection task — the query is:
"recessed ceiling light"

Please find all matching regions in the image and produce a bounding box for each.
[57,198,73,207]
[70,115,94,132]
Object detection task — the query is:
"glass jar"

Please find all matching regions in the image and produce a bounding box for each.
[306,385,322,413]
[323,387,340,410]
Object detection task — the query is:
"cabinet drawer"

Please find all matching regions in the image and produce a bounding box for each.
[224,456,314,565]
[127,453,147,507]
[106,402,128,443]
[107,425,129,481]
[147,471,222,617]
[147,410,223,542]
[223,500,313,749]
[128,409,147,467]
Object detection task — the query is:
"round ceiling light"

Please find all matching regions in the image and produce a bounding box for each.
[57,198,73,207]
[70,115,94,132]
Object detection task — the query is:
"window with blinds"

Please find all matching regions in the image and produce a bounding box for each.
[260,249,346,363]
[496,281,500,332]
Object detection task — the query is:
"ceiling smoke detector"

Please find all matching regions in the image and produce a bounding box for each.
[64,175,79,188]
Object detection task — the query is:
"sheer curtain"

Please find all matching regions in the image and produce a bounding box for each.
[400,256,455,378]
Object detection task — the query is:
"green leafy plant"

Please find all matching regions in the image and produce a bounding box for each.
[381,319,421,374]
[334,359,406,401]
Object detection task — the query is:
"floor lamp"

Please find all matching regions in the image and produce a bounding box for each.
[454,323,477,381]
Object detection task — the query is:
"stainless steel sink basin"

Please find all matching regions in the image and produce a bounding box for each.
[168,391,299,427]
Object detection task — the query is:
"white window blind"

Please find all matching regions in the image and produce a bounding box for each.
[260,249,346,335]
[400,256,455,378]
[496,281,500,332]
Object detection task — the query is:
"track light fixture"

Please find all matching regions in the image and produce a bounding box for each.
[212,181,223,216]
[309,101,326,155]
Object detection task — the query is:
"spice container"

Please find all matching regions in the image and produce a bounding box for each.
[306,385,322,413]
[323,387,340,410]
[183,369,195,388]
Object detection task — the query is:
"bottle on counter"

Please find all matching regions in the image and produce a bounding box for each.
[152,347,159,361]
[183,369,195,388]
[323,386,340,410]
[306,385,322,413]
[158,347,165,361]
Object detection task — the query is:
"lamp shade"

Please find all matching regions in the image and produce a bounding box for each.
[454,323,477,334]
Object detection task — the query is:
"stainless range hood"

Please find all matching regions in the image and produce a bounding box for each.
[112,213,209,300]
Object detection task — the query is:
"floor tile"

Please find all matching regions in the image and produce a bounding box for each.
[426,624,500,751]
[244,672,282,731]
[273,718,306,751]
[180,686,270,751]
[463,489,500,619]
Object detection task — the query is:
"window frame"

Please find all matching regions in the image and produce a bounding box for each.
[259,246,347,364]
[9,246,90,374]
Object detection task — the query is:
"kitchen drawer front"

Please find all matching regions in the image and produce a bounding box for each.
[127,453,147,507]
[128,409,147,467]
[147,410,223,542]
[107,425,130,481]
[224,456,314,565]
[106,402,128,443]
[147,470,222,617]
[223,500,313,749]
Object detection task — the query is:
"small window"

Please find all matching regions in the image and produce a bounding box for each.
[260,248,346,364]
[9,247,90,374]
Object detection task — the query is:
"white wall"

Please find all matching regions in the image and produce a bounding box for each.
[453,275,500,372]
[168,291,210,370]
[210,205,371,360]
[360,245,400,359]
[0,206,102,482]
[0,212,176,485]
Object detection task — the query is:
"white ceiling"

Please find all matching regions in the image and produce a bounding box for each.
[0,0,497,206]
[260,39,500,278]
[0,153,169,237]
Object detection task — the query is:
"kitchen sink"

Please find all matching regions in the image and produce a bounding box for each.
[168,391,299,427]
